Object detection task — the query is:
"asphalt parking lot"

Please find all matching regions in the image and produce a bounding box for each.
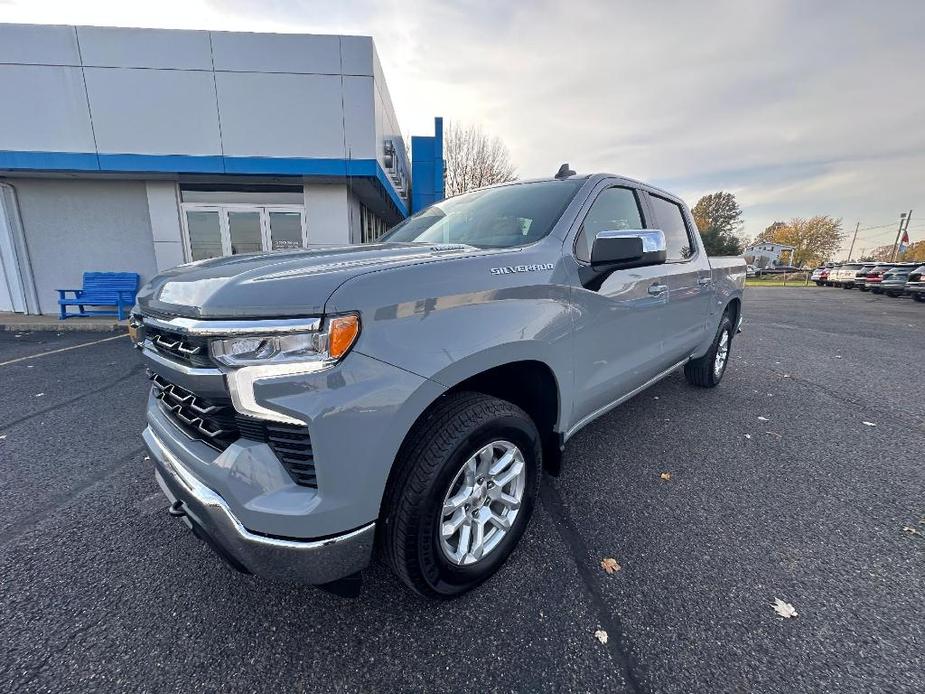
[1,288,922,693]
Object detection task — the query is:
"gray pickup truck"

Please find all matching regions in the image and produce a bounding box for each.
[134,170,745,598]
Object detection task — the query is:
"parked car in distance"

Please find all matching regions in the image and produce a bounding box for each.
[854,262,880,291]
[880,265,915,297]
[830,262,864,288]
[865,264,896,294]
[746,264,757,278]
[811,266,827,285]
[906,265,925,303]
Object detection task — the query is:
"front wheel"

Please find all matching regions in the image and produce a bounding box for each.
[913,293,925,303]
[381,392,541,598]
[685,312,733,388]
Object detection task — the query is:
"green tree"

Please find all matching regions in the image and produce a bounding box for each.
[691,192,745,255]
[753,216,845,267]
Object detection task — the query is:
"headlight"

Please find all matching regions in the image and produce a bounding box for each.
[210,314,360,367]
[215,314,360,425]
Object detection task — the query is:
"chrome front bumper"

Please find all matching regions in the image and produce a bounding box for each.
[144,427,375,584]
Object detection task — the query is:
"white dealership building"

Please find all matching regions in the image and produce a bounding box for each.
[0,23,444,315]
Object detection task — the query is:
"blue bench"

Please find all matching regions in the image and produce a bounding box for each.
[57,272,140,320]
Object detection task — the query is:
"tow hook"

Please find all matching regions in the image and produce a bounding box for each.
[168,500,187,518]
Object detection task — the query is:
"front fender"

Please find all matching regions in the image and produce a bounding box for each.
[325,247,575,431]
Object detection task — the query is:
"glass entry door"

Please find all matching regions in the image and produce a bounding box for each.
[182,205,306,261]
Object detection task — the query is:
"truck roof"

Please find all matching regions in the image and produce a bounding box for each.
[483,172,685,205]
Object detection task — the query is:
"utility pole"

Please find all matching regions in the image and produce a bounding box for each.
[890,211,909,261]
[846,221,859,261]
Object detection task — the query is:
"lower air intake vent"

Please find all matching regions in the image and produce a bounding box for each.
[264,423,317,488]
[148,370,317,488]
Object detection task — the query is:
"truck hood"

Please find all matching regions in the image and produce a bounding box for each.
[136,243,486,319]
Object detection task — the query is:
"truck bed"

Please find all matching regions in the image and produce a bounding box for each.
[709,256,747,305]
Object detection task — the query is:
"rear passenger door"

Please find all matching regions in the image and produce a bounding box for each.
[644,193,712,363]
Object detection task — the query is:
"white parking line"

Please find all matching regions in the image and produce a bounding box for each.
[0,333,129,367]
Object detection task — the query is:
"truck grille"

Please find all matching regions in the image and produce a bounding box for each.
[145,326,213,367]
[148,370,317,488]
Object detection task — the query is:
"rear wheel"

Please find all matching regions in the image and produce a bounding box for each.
[684,312,733,388]
[381,392,541,598]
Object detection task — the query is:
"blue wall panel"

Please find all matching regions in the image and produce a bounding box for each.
[411,117,445,213]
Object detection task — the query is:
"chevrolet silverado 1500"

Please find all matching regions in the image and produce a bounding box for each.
[135,170,745,598]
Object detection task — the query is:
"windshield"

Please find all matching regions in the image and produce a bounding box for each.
[381,180,583,248]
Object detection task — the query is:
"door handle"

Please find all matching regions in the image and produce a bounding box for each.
[697,277,712,286]
[648,283,668,296]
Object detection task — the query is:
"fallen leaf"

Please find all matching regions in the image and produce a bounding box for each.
[594,629,608,644]
[0,434,6,440]
[653,396,659,400]
[765,431,782,439]
[744,434,752,439]
[902,526,921,536]
[783,374,790,378]
[659,472,672,481]
[600,557,621,574]
[26,365,34,368]
[34,393,44,397]
[758,416,769,421]
[834,355,842,359]
[771,598,798,619]
[862,421,876,427]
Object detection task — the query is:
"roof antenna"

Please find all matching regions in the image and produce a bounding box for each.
[555,163,576,179]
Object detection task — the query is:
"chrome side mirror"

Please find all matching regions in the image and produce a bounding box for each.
[590,229,667,269]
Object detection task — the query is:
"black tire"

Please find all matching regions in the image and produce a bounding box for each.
[858,286,868,292]
[815,281,823,286]
[886,290,899,298]
[871,288,882,294]
[381,392,541,599]
[684,312,734,388]
[913,293,925,303]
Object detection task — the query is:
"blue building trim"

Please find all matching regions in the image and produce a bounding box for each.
[0,150,102,171]
[98,153,225,174]
[0,150,408,217]
[410,117,445,213]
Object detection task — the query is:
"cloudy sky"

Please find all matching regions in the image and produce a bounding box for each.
[2,0,923,254]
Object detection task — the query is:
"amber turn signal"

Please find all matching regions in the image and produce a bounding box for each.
[327,314,360,359]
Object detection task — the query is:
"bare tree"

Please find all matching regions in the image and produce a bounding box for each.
[443,122,516,197]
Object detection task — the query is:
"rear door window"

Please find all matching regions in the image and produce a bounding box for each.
[648,195,694,261]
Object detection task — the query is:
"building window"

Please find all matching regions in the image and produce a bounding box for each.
[360,203,386,244]
[178,185,308,260]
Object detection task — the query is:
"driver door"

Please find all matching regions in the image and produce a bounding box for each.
[568,185,671,431]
